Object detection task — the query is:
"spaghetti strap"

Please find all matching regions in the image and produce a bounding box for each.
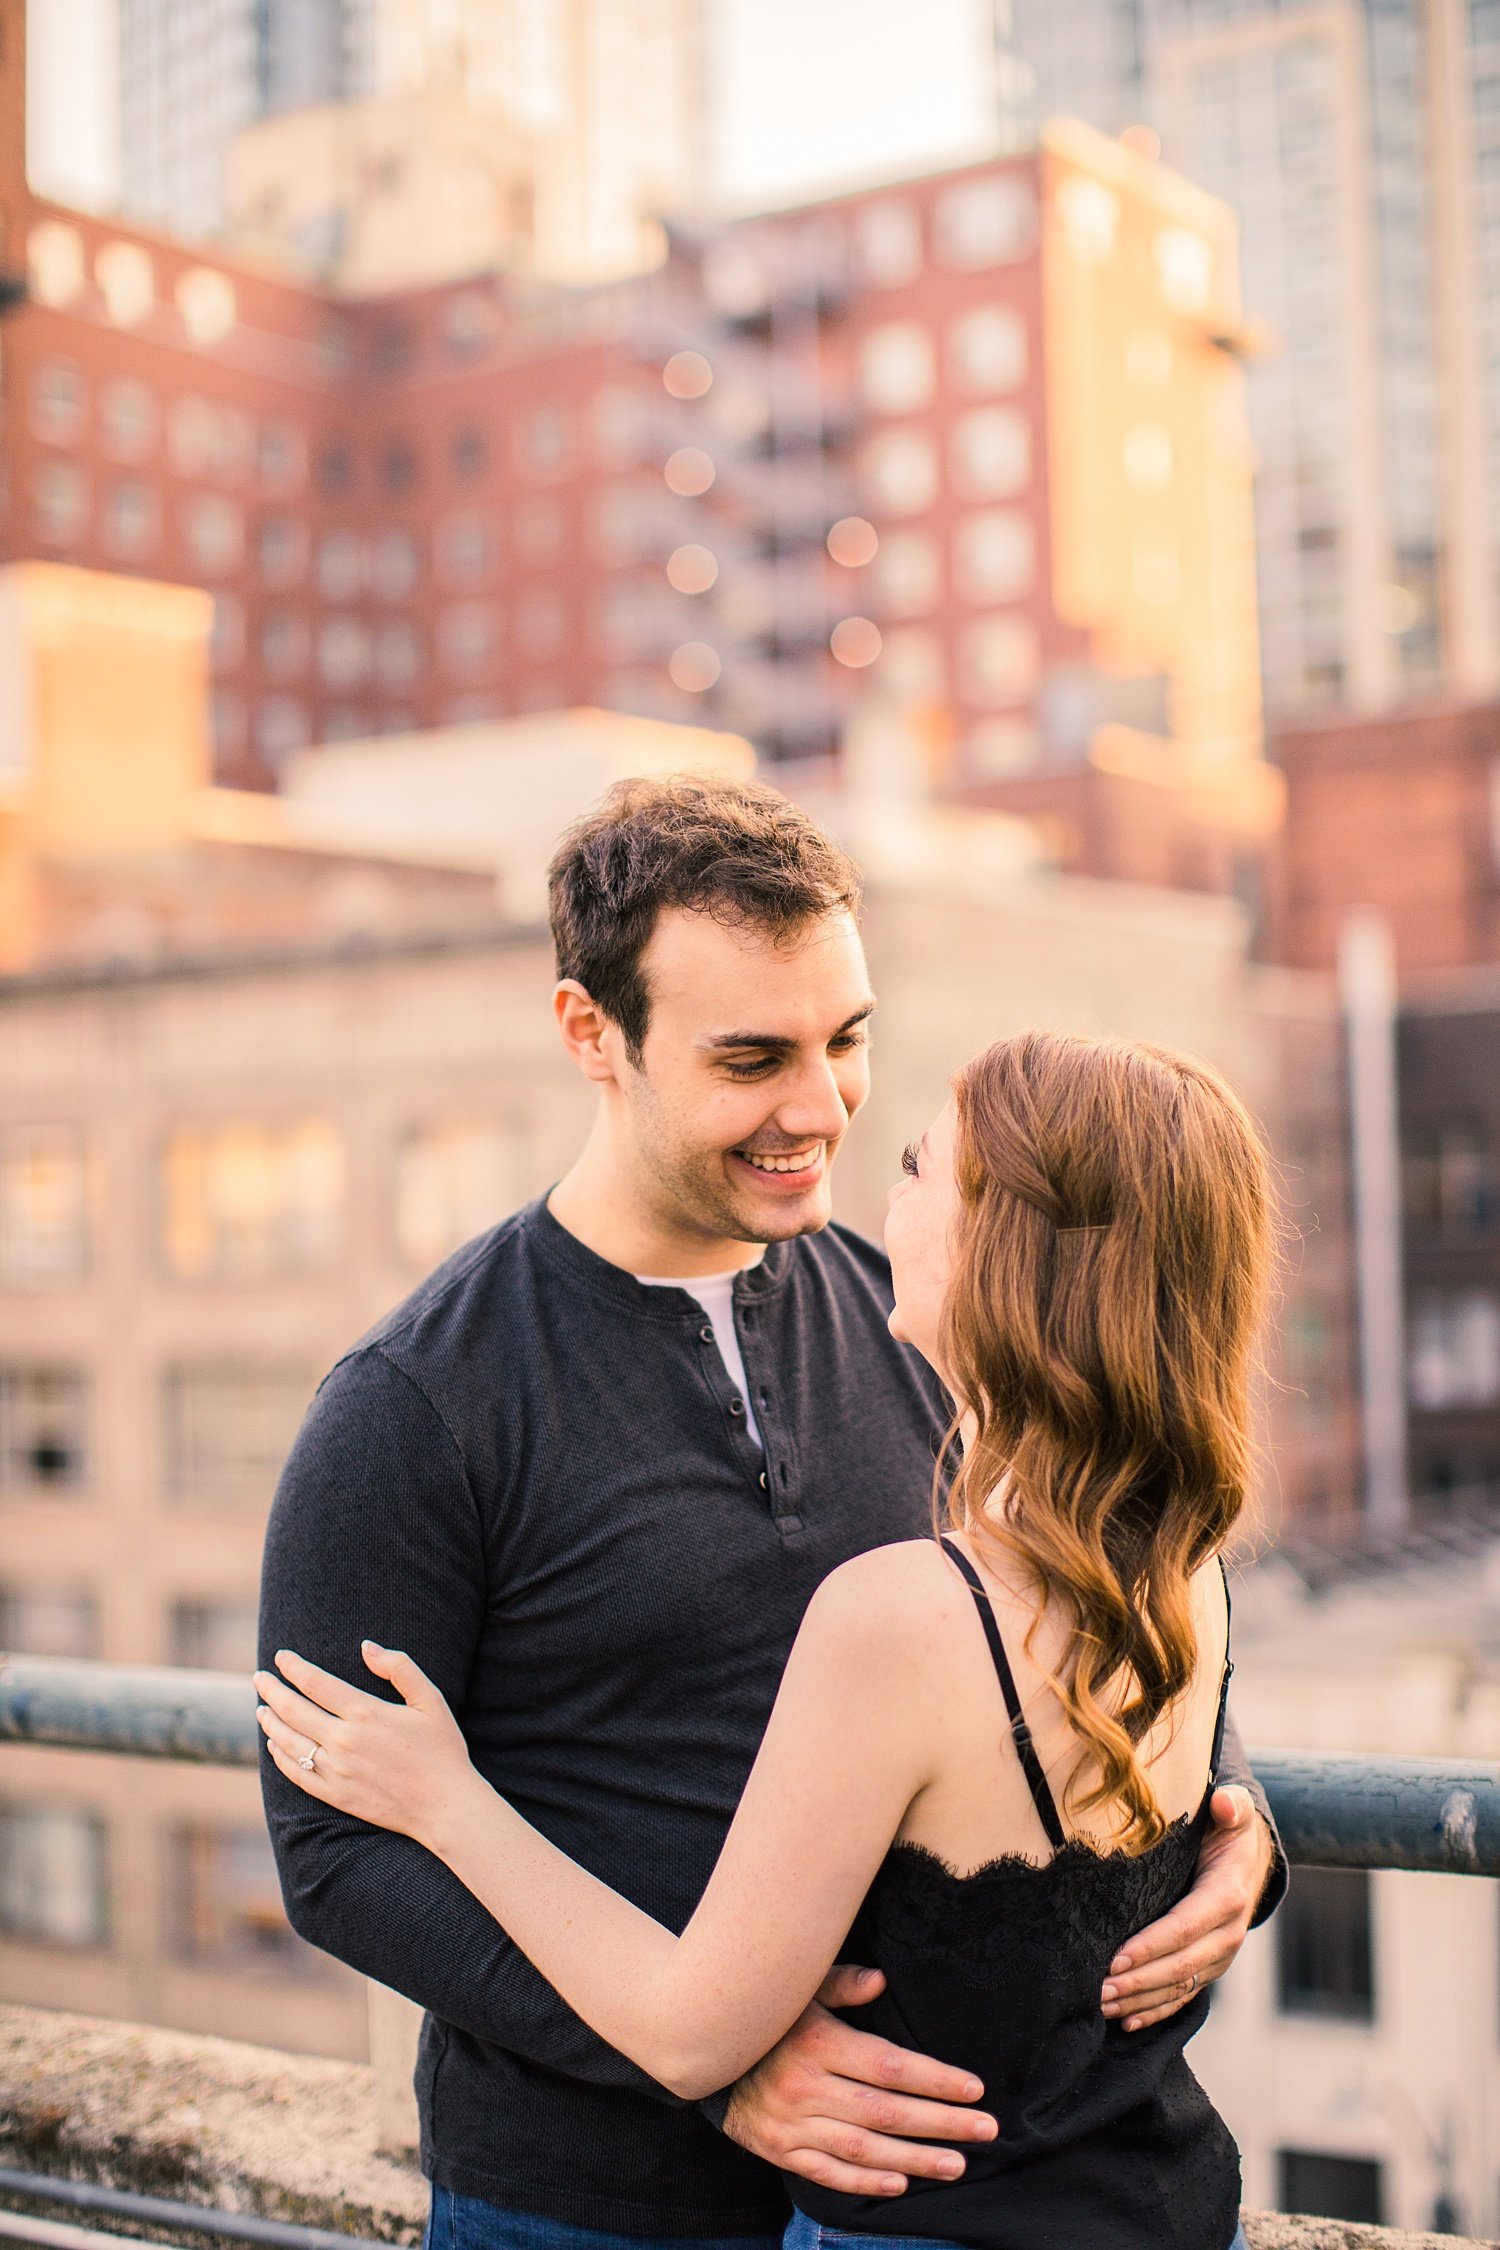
[1210,1556,1235,1779]
[940,1534,1067,1851]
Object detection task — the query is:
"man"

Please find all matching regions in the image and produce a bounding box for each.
[261,775,1281,2247]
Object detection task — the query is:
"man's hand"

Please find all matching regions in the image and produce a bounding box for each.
[723,1965,997,2198]
[1100,1785,1274,2032]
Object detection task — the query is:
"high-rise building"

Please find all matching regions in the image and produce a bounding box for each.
[1009,0,1500,718]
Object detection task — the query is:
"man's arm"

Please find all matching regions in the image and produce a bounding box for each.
[259,1345,685,2102]
[1098,1703,1287,2033]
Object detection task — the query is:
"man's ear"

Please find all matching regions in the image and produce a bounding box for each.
[554,981,622,1085]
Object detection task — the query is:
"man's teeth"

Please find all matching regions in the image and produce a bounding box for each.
[741,1148,820,1174]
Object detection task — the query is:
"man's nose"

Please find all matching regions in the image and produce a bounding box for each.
[777,1056,852,1141]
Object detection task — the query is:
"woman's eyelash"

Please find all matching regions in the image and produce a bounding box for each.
[901,1143,920,1176]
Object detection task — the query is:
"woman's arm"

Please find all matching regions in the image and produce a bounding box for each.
[258,1541,943,2100]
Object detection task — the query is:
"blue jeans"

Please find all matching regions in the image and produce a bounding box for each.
[423,2187,781,2250]
[781,2214,1250,2250]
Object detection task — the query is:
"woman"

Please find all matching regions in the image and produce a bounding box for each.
[257,1032,1272,2250]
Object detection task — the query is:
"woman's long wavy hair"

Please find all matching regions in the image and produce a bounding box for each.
[939,1032,1275,1854]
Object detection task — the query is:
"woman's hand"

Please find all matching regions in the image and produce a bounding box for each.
[255,1643,479,1854]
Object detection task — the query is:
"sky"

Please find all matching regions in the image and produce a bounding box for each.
[26,0,998,218]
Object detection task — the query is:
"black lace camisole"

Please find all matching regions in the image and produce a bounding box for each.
[786,1537,1241,2250]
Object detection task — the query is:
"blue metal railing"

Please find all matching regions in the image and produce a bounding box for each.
[2,1654,1498,1878]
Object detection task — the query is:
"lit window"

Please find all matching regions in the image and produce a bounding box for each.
[315,528,364,602]
[26,221,85,309]
[949,306,1027,395]
[0,1368,88,1494]
[0,1805,107,1947]
[101,478,159,562]
[162,1121,343,1281]
[210,594,244,670]
[437,513,494,585]
[316,616,372,690]
[169,1598,258,1673]
[1409,1291,1500,1408]
[374,618,422,690]
[439,603,499,675]
[394,1122,524,1267]
[255,698,308,765]
[1057,176,1119,265]
[0,1129,89,1283]
[960,615,1038,706]
[100,378,157,461]
[874,531,941,616]
[514,498,563,563]
[1156,228,1213,313]
[94,240,154,326]
[30,361,86,444]
[593,386,652,469]
[515,406,574,479]
[163,1367,312,1503]
[860,322,936,415]
[515,589,565,659]
[257,515,306,588]
[950,407,1030,501]
[168,1823,309,1972]
[183,494,244,576]
[257,421,305,494]
[880,628,945,702]
[369,528,420,601]
[954,509,1034,603]
[451,426,488,483]
[966,718,1040,777]
[861,430,938,517]
[33,461,88,547]
[702,239,769,318]
[854,199,923,288]
[933,175,1035,270]
[0,1586,98,1659]
[259,611,307,680]
[176,266,237,347]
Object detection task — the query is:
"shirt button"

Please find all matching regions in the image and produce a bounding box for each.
[759,1471,768,1489]
[729,1397,745,1417]
[699,1325,714,1343]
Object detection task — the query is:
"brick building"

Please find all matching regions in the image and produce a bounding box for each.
[0,0,1274,893]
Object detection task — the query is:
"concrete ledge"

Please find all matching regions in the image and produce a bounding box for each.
[0,2006,1485,2250]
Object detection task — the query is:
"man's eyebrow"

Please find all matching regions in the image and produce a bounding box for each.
[701,1001,876,1053]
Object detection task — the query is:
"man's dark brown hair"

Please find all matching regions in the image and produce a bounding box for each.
[547,772,863,1061]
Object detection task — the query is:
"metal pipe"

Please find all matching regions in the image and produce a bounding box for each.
[0,2172,393,2250]
[4,1658,1498,1876]
[0,2211,178,2250]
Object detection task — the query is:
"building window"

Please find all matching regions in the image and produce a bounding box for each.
[0,1129,89,1283]
[255,698,309,766]
[210,594,244,671]
[949,305,1027,395]
[933,176,1035,270]
[950,408,1030,502]
[966,718,1040,778]
[0,1585,98,1658]
[451,426,488,483]
[1276,2151,1383,2226]
[30,361,87,444]
[0,1805,108,1947]
[394,1122,525,1268]
[370,319,414,377]
[183,494,244,577]
[374,618,422,690]
[316,440,354,497]
[102,478,160,561]
[953,510,1034,604]
[163,1366,311,1505]
[167,1823,306,1972]
[378,439,419,497]
[592,386,652,470]
[316,616,372,691]
[960,615,1038,707]
[257,514,307,588]
[26,220,86,309]
[176,267,237,347]
[0,1368,88,1494]
[212,690,246,761]
[257,422,305,495]
[169,400,252,482]
[370,528,420,601]
[1409,1291,1500,1409]
[440,603,500,675]
[1276,1867,1374,2022]
[860,322,936,415]
[315,528,364,602]
[33,461,88,547]
[168,1598,257,1673]
[100,377,157,461]
[874,531,941,616]
[854,199,923,288]
[162,1119,345,1282]
[94,239,154,326]
[515,406,574,480]
[259,611,307,680]
[437,513,494,586]
[1405,1122,1497,1235]
[861,430,939,518]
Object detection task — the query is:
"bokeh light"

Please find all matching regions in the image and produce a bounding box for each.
[668,641,722,691]
[664,446,716,497]
[663,351,714,399]
[830,617,883,668]
[826,516,879,568]
[666,544,719,594]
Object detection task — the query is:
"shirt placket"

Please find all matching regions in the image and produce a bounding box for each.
[733,1286,802,1535]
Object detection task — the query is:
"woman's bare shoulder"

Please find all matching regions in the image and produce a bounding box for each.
[805,1536,981,1650]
